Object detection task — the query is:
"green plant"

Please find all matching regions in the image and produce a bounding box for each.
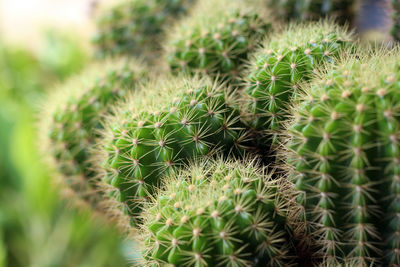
[165,0,271,83]
[284,50,400,265]
[392,0,400,41]
[99,76,249,224]
[92,0,194,59]
[141,157,302,266]
[41,59,147,206]
[266,0,356,25]
[245,21,353,144]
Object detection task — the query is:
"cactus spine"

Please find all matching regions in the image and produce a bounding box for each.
[99,76,248,224]
[42,59,147,204]
[165,0,271,83]
[284,50,400,265]
[245,21,353,144]
[141,158,302,266]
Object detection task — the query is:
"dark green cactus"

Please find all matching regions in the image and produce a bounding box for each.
[42,59,147,205]
[165,0,271,83]
[285,50,400,265]
[266,0,356,25]
[92,0,194,59]
[245,21,353,144]
[141,158,302,266]
[392,0,400,41]
[99,76,249,224]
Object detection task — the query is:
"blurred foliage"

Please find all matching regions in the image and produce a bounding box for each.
[0,31,129,266]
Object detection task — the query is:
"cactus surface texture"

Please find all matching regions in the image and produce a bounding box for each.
[92,0,194,59]
[266,0,356,25]
[245,21,353,144]
[165,0,271,83]
[141,158,302,266]
[285,50,400,266]
[42,60,147,205]
[99,76,249,224]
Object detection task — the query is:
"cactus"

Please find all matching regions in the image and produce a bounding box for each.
[245,21,353,144]
[141,157,302,266]
[92,0,194,59]
[165,0,271,83]
[392,0,400,41]
[284,50,400,265]
[266,0,356,25]
[41,59,147,205]
[98,76,249,224]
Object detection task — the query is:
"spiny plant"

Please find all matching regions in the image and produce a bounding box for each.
[92,0,194,59]
[266,0,356,25]
[41,59,147,206]
[393,0,400,41]
[164,0,271,83]
[98,76,249,225]
[284,49,400,266]
[140,157,303,266]
[244,21,353,144]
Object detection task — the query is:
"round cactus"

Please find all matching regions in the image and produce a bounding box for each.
[41,59,147,205]
[244,21,353,144]
[92,0,194,59]
[284,49,400,265]
[266,0,356,25]
[141,157,303,266]
[98,76,250,224]
[164,0,271,83]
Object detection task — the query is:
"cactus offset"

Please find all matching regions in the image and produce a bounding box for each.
[284,50,400,265]
[141,157,302,266]
[92,0,194,59]
[266,0,356,25]
[165,0,271,83]
[98,76,249,224]
[245,21,353,144]
[42,59,147,205]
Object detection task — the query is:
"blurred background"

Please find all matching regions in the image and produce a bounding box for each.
[0,0,395,266]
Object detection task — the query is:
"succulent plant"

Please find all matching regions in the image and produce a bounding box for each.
[98,76,249,224]
[165,0,271,83]
[141,157,303,266]
[41,59,147,206]
[284,49,400,265]
[266,0,356,25]
[245,21,353,144]
[92,0,194,59]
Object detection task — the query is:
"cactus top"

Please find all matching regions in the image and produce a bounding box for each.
[141,158,302,266]
[285,49,400,266]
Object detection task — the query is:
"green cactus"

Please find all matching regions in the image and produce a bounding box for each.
[392,0,400,41]
[41,59,147,205]
[92,0,194,59]
[266,0,356,25]
[245,21,353,144]
[284,50,400,265]
[165,0,271,83]
[98,76,249,224]
[141,157,302,266]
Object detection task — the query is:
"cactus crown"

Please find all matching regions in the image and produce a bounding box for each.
[140,157,302,266]
[283,48,400,265]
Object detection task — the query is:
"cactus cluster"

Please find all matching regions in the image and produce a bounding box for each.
[165,0,271,83]
[141,158,301,266]
[92,0,194,59]
[42,59,146,204]
[266,0,356,25]
[285,50,400,265]
[99,76,248,224]
[245,21,353,144]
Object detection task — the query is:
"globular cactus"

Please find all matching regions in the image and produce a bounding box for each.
[165,0,271,83]
[245,21,353,144]
[266,0,356,25]
[92,0,194,59]
[41,59,147,205]
[392,0,400,41]
[141,158,303,266]
[284,50,400,265]
[98,76,249,224]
